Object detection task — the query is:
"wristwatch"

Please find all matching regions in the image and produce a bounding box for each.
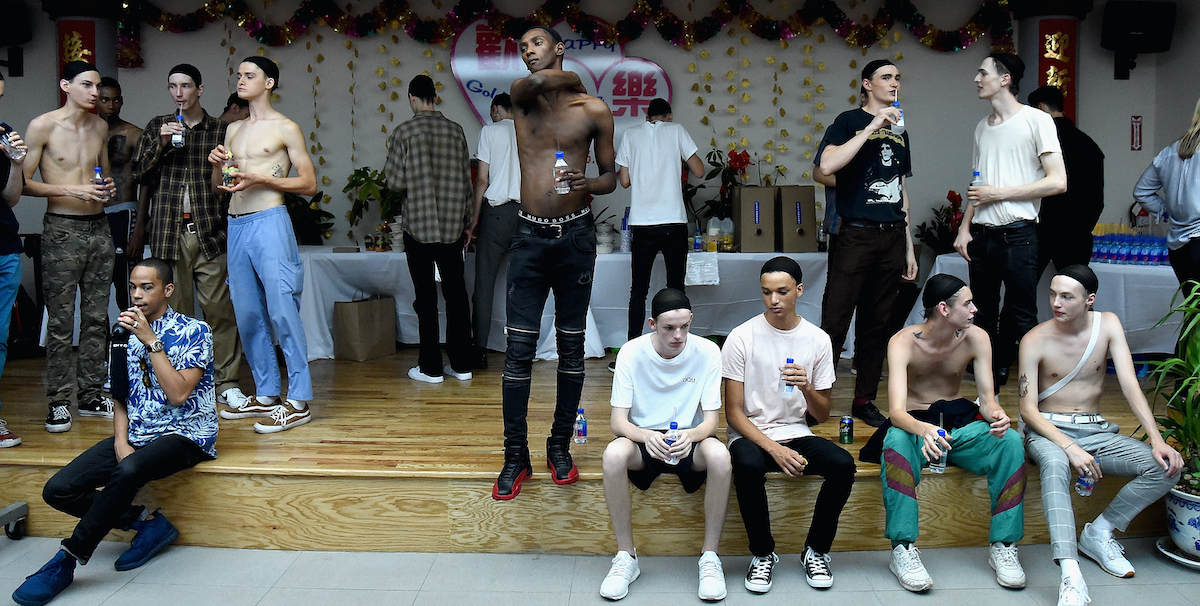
[148,340,164,353]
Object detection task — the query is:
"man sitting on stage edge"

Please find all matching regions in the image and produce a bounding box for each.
[724,257,855,592]
[13,258,216,606]
[600,288,730,602]
[1019,265,1181,606]
[878,274,1026,593]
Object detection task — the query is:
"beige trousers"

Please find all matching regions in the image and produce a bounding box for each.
[169,230,244,393]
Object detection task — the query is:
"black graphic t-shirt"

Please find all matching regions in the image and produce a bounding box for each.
[821,108,912,223]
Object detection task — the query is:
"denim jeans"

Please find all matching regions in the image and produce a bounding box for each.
[967,221,1039,371]
[0,253,21,411]
[627,223,688,341]
[404,232,472,376]
[501,215,596,450]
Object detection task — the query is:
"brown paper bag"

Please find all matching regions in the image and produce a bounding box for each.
[333,294,396,361]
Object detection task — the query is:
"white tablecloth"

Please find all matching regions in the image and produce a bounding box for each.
[904,254,1181,354]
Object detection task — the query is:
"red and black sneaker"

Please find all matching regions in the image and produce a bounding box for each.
[546,438,579,485]
[492,448,533,500]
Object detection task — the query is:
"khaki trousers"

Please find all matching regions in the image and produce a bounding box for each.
[169,230,243,393]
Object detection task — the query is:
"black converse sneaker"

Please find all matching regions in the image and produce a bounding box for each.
[78,396,115,419]
[744,552,778,593]
[45,404,72,433]
[803,546,833,588]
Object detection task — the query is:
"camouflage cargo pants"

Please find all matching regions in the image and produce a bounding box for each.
[42,214,114,408]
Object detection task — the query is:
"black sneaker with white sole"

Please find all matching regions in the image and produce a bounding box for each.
[45,404,72,433]
[803,546,833,588]
[744,553,778,593]
[78,397,115,419]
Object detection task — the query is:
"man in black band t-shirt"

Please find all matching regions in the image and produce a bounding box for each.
[816,59,917,428]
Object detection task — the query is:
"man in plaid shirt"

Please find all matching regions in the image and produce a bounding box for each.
[385,74,474,384]
[131,63,248,414]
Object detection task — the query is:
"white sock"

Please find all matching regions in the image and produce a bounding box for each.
[255,395,278,405]
[1060,558,1082,581]
[287,399,308,410]
[1091,514,1116,536]
[138,507,151,521]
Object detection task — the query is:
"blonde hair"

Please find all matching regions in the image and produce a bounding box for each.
[1178,97,1200,159]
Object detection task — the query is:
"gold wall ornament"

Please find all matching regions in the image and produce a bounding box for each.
[1045,65,1072,90]
[61,31,93,62]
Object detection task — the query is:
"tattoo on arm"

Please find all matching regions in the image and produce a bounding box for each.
[272,164,284,177]
[1018,374,1029,398]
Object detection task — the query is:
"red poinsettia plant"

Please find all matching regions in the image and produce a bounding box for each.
[915,189,965,255]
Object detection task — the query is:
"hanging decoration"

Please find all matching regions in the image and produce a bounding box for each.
[116,0,1014,68]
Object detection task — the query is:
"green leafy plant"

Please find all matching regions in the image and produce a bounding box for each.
[1146,282,1200,495]
[343,167,403,228]
[914,190,964,256]
[283,190,334,245]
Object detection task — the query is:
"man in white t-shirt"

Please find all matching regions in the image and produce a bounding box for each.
[723,256,855,593]
[615,99,705,354]
[600,288,730,602]
[469,93,521,369]
[953,53,1066,390]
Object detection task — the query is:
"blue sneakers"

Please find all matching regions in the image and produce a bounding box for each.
[115,510,179,571]
[12,550,75,606]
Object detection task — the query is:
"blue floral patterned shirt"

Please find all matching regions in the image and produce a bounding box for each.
[126,308,218,458]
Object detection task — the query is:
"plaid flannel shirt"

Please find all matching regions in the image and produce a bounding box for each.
[384,111,472,244]
[131,111,229,261]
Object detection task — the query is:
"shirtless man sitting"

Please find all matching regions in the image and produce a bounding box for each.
[207,56,317,433]
[22,61,116,433]
[878,274,1026,592]
[1019,265,1182,606]
[493,26,617,500]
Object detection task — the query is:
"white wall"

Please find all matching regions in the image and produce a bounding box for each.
[0,0,1190,247]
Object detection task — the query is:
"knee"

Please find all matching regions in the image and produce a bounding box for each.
[603,439,636,474]
[699,440,732,476]
[828,451,858,484]
[505,328,537,366]
[730,448,766,479]
[42,475,73,508]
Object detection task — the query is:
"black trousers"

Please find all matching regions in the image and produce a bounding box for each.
[1036,222,1093,277]
[1168,238,1200,296]
[404,233,473,376]
[729,435,856,556]
[627,224,688,341]
[43,434,209,563]
[967,222,1039,372]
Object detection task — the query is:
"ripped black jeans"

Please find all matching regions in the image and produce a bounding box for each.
[501,215,596,451]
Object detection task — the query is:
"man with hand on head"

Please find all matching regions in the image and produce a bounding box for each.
[600,288,730,602]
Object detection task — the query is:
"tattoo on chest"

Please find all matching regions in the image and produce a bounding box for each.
[1018,374,1029,398]
[272,164,284,177]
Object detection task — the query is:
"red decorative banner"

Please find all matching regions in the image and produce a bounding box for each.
[56,20,97,108]
[1038,18,1077,121]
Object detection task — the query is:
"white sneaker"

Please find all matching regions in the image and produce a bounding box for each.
[600,551,639,600]
[744,552,777,593]
[443,365,472,381]
[1078,522,1135,578]
[890,544,933,592]
[803,546,833,588]
[408,366,443,383]
[218,387,251,409]
[989,542,1026,588]
[1058,575,1091,606]
[697,551,726,601]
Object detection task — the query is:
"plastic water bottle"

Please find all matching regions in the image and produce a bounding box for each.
[553,151,569,195]
[970,170,984,188]
[92,166,109,202]
[1075,473,1095,496]
[778,358,796,397]
[573,407,587,444]
[890,100,905,135]
[929,428,948,473]
[664,422,681,465]
[693,229,703,251]
[171,111,184,148]
[0,122,25,161]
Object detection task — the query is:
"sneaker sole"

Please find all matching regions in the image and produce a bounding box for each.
[806,575,833,589]
[253,414,313,434]
[601,568,639,600]
[744,578,771,593]
[547,460,579,485]
[219,408,275,420]
[45,421,72,433]
[989,559,1027,588]
[1078,544,1135,578]
[492,468,532,500]
[0,437,21,448]
[114,526,179,571]
[77,411,114,418]
[699,587,727,601]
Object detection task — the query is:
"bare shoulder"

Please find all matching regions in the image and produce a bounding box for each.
[226,119,246,139]
[963,324,991,348]
[888,326,916,351]
[1099,311,1125,338]
[86,113,109,135]
[583,95,612,119]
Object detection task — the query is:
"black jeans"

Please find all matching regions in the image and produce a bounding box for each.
[729,436,856,556]
[472,202,520,351]
[967,221,1039,371]
[106,206,135,310]
[43,434,209,564]
[501,216,596,450]
[1036,222,1093,277]
[1168,238,1200,294]
[627,224,688,341]
[404,233,473,376]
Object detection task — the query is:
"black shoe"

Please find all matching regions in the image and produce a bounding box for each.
[45,404,72,433]
[993,366,1010,394]
[492,448,532,501]
[78,397,114,419]
[608,361,616,373]
[546,437,579,485]
[474,349,489,370]
[851,401,888,428]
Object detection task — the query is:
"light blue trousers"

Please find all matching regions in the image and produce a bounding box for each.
[0,253,21,410]
[227,206,312,401]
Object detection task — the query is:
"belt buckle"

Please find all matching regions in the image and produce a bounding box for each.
[543,223,562,238]
[184,221,198,235]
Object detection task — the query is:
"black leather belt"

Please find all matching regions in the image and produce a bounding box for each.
[843,219,905,230]
[972,220,1035,234]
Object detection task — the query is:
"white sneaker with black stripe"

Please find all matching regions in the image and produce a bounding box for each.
[744,552,777,593]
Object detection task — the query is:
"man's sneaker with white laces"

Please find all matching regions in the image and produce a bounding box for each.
[219,397,278,420]
[697,551,727,601]
[599,551,639,600]
[78,396,114,419]
[1078,522,1135,578]
[803,546,833,588]
[253,401,312,434]
[744,552,777,593]
[218,387,251,409]
[989,542,1026,588]
[45,405,72,433]
[1058,575,1091,606]
[0,418,20,448]
[890,544,933,592]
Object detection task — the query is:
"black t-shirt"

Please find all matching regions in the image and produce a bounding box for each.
[821,108,912,223]
[0,154,23,256]
[1039,116,1105,232]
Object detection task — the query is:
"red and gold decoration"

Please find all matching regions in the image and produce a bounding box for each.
[57,20,97,104]
[116,0,1014,67]
[1037,18,1076,121]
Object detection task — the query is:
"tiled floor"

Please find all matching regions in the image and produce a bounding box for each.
[2,535,1198,605]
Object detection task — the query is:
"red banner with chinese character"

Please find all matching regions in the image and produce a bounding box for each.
[1038,19,1077,121]
[57,20,97,107]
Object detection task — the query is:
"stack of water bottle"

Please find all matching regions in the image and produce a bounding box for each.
[1090,233,1170,266]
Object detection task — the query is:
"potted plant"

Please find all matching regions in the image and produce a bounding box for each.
[1147,281,1200,560]
[282,190,334,245]
[914,190,964,256]
[343,166,403,229]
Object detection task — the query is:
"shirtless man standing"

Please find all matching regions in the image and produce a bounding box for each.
[207,56,317,434]
[97,77,142,311]
[22,61,116,433]
[493,26,617,500]
[1020,265,1182,606]
[878,273,1026,593]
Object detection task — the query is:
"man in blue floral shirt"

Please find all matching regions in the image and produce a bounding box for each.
[13,258,216,606]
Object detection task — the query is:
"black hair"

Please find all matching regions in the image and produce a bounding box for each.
[60,61,97,83]
[522,25,563,45]
[226,93,249,109]
[168,63,203,87]
[408,74,436,101]
[987,52,1025,95]
[760,256,803,284]
[491,93,512,110]
[1027,85,1064,112]
[241,56,280,90]
[647,98,672,118]
[99,77,121,94]
[133,257,174,286]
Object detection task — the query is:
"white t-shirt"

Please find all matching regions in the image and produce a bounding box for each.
[611,332,723,430]
[971,105,1062,226]
[616,121,699,226]
[476,119,521,206]
[721,314,836,444]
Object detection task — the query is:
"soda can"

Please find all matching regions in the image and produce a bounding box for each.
[839,415,853,444]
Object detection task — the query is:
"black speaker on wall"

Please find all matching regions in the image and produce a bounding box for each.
[1101,1,1176,79]
[0,0,31,77]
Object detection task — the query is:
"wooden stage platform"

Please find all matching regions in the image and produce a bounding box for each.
[0,348,1168,555]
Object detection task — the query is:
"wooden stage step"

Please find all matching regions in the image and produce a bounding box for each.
[0,350,1167,555]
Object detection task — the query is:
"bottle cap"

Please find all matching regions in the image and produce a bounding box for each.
[973,170,981,176]
[936,428,946,437]
[555,150,564,159]
[669,421,678,430]
[94,166,102,174]
[786,358,794,364]
[577,407,584,413]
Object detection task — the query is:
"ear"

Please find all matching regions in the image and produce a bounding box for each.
[938,301,950,317]
[164,282,175,299]
[555,41,565,57]
[1086,293,1096,307]
[861,77,872,92]
[196,84,203,97]
[266,77,276,91]
[795,283,804,298]
[647,317,656,331]
[59,79,71,94]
